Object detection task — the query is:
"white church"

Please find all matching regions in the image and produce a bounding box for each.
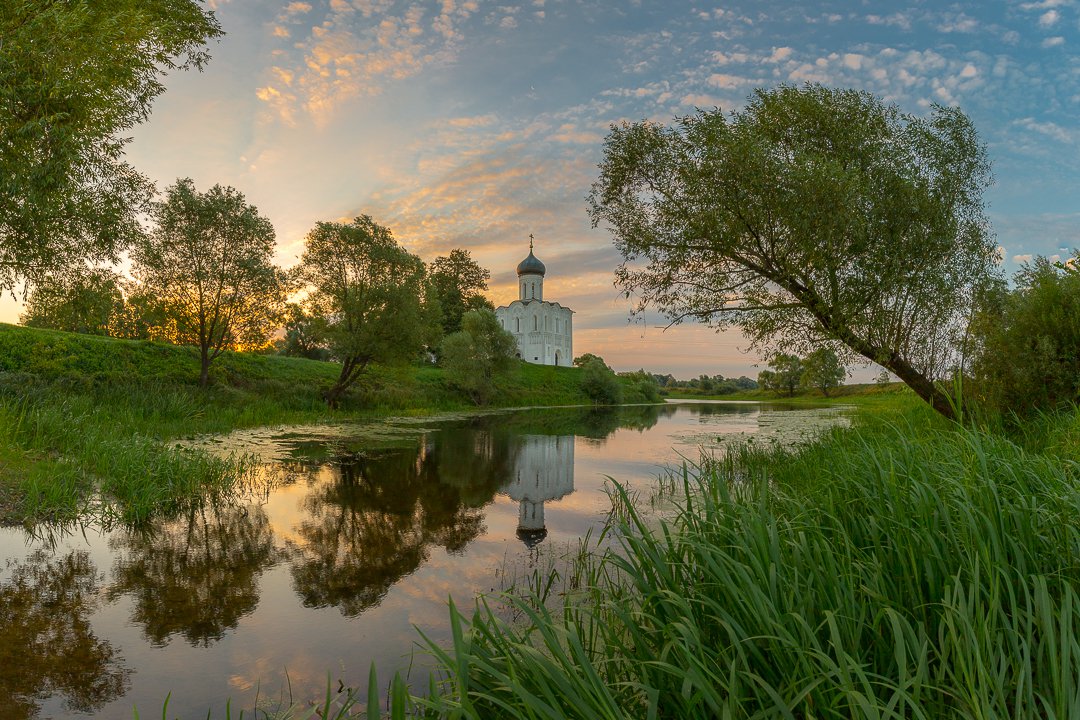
[495,236,573,366]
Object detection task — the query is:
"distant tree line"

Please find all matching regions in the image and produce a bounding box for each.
[758,348,847,397]
[651,373,759,396]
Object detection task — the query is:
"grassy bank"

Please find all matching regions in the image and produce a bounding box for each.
[0,324,607,523]
[379,400,1080,718]
[666,379,913,406]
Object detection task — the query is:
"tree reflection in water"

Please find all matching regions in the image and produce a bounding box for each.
[288,429,510,616]
[108,502,280,647]
[0,550,129,719]
[287,405,669,616]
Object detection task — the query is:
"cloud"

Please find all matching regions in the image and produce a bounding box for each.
[1014,117,1073,143]
[283,2,313,16]
[936,13,978,33]
[1012,254,1033,263]
[548,124,603,144]
[1019,0,1070,9]
[1038,9,1060,26]
[1042,35,1065,47]
[767,47,793,63]
[866,12,912,31]
[256,1,484,125]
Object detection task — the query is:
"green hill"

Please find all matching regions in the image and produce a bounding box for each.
[0,323,603,523]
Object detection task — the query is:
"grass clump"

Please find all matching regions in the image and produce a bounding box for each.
[395,405,1080,718]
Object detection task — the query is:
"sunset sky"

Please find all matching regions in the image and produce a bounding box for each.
[11,0,1080,379]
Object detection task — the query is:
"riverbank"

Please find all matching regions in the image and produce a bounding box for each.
[665,379,913,407]
[0,323,607,523]
[381,399,1080,717]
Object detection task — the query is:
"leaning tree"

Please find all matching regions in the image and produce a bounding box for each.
[588,84,999,420]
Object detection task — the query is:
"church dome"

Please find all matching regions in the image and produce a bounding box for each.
[516,242,546,277]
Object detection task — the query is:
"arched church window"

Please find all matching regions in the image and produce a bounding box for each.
[533,315,538,331]
[516,318,520,332]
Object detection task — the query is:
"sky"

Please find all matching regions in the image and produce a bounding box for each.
[9,0,1080,379]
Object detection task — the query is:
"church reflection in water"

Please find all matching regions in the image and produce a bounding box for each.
[500,435,575,548]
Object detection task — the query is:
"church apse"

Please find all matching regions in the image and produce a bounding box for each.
[500,434,575,548]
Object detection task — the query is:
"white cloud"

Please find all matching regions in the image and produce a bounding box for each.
[1019,0,1070,9]
[707,73,749,89]
[937,13,978,33]
[767,47,793,63]
[1014,117,1073,143]
[1042,35,1065,47]
[1012,254,1033,263]
[1039,9,1060,26]
[866,12,912,31]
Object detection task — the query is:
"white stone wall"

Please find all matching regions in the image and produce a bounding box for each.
[519,271,544,301]
[495,299,573,366]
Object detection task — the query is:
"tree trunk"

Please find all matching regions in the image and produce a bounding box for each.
[199,347,211,388]
[323,383,344,410]
[881,356,957,422]
[795,293,958,422]
[324,356,364,409]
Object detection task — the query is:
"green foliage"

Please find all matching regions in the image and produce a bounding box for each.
[133,178,286,386]
[277,303,330,361]
[395,404,1080,717]
[658,372,758,396]
[0,0,222,291]
[617,369,661,403]
[428,249,494,337]
[800,347,846,396]
[296,216,429,407]
[589,83,999,420]
[971,255,1080,415]
[20,267,124,335]
[579,357,622,405]
[572,353,612,371]
[758,353,802,396]
[440,310,519,405]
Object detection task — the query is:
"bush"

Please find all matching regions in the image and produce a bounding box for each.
[971,255,1080,415]
[579,358,622,405]
[439,310,518,405]
[618,369,661,403]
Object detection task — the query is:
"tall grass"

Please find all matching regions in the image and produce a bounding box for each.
[391,407,1080,718]
[0,380,252,522]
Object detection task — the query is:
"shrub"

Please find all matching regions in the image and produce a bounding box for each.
[971,255,1080,415]
[579,358,622,405]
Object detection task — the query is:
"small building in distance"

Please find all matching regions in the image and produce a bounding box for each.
[495,236,573,366]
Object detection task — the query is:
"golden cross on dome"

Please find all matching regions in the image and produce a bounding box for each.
[529,233,534,252]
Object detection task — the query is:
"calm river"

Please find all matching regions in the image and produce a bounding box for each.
[0,401,847,719]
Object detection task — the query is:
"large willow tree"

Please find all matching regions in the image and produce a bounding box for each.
[588,84,999,419]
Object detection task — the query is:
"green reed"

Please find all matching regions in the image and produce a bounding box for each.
[388,405,1080,718]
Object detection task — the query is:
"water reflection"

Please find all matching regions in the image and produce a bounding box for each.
[108,503,280,648]
[503,435,575,548]
[284,406,666,614]
[0,550,129,719]
[288,444,494,617]
[0,401,849,719]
